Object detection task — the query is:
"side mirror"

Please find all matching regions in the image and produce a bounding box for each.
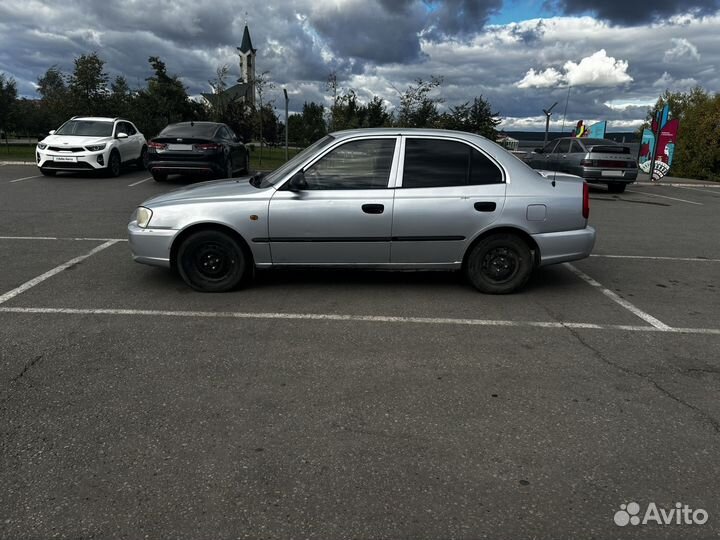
[117,132,128,139]
[285,171,308,191]
[534,148,543,154]
[49,130,56,135]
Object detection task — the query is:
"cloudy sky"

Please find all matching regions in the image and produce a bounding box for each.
[1,0,718,131]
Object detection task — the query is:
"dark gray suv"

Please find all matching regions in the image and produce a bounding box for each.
[525,137,638,193]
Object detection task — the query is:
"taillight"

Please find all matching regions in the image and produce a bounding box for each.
[194,143,221,151]
[580,159,595,167]
[582,182,590,219]
[148,141,167,150]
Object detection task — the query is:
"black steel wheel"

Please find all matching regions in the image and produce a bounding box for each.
[465,233,533,294]
[177,230,247,292]
[106,150,121,177]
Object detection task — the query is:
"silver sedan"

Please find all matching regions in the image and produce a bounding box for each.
[128,128,596,294]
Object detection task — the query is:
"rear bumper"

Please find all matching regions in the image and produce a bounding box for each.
[128,222,177,268]
[533,227,596,266]
[579,167,637,182]
[147,158,223,176]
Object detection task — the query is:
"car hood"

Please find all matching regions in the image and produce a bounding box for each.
[143,177,269,207]
[41,134,110,147]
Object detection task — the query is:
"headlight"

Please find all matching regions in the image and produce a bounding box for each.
[37,143,48,150]
[136,207,153,228]
[85,143,106,152]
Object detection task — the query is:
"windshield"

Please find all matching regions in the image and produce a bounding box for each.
[258,135,336,188]
[55,120,114,137]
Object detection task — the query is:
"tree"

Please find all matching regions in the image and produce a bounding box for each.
[0,73,18,139]
[254,71,274,164]
[395,76,444,128]
[364,96,391,128]
[439,96,500,140]
[37,66,70,130]
[108,76,132,118]
[68,52,109,115]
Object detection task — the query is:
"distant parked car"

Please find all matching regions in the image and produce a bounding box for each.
[525,137,637,193]
[129,128,596,294]
[146,122,249,182]
[36,117,147,177]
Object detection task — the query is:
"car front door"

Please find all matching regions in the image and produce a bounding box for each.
[529,140,557,170]
[390,137,506,265]
[268,137,399,264]
[114,122,135,162]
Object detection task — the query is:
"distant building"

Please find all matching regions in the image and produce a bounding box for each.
[202,24,257,109]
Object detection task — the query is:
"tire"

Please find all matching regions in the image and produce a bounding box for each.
[221,157,233,179]
[608,182,626,194]
[465,233,534,294]
[152,171,167,182]
[106,150,121,177]
[137,146,148,170]
[39,168,56,176]
[177,230,248,292]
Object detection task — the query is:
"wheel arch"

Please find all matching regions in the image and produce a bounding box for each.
[170,222,254,271]
[462,226,541,269]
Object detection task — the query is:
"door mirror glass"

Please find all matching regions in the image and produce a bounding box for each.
[49,130,56,135]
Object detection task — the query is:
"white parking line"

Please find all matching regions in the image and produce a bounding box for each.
[563,263,672,331]
[128,176,152,187]
[0,240,118,305]
[672,185,720,196]
[0,306,718,335]
[626,189,703,205]
[0,236,127,242]
[591,254,720,263]
[9,175,42,183]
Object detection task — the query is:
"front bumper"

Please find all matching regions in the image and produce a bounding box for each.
[533,226,596,266]
[37,149,109,171]
[128,221,177,268]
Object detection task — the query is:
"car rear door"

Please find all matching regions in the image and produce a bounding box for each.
[390,137,506,265]
[267,137,399,264]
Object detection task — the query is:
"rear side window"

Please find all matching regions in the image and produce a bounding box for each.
[554,139,571,153]
[402,139,502,188]
[571,141,584,153]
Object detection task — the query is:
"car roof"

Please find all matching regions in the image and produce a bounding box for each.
[330,127,492,141]
[71,117,119,123]
[168,121,222,127]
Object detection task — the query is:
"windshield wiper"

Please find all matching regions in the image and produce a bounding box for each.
[248,172,266,188]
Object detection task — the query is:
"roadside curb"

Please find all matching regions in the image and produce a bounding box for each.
[635,182,720,188]
[0,161,34,165]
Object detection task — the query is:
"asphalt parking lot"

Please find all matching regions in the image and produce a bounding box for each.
[1,164,719,539]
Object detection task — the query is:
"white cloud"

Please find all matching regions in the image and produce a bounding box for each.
[663,38,700,63]
[653,71,698,90]
[563,49,633,87]
[516,67,563,88]
[516,49,632,88]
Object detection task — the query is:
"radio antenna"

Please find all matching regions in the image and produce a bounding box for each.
[553,85,572,187]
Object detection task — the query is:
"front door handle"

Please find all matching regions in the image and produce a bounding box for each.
[474,202,497,212]
[362,204,384,214]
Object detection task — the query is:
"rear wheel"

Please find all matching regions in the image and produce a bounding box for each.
[39,168,56,176]
[106,150,121,177]
[152,171,167,182]
[137,146,148,170]
[465,234,533,294]
[608,182,626,193]
[177,230,248,292]
[222,157,233,179]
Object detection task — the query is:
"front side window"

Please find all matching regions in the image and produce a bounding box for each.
[302,138,396,190]
[542,141,558,153]
[402,138,503,188]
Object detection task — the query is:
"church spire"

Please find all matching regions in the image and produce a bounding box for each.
[239,24,255,54]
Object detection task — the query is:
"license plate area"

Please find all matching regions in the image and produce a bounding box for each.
[54,156,77,162]
[601,170,623,177]
[168,144,193,151]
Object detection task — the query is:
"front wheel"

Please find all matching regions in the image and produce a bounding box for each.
[177,230,248,292]
[465,234,534,294]
[608,182,626,193]
[106,150,121,177]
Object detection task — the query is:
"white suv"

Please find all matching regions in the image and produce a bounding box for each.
[36,117,147,177]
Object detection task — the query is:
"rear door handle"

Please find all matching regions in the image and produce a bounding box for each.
[474,202,497,212]
[362,204,384,214]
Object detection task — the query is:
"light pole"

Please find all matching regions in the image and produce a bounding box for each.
[543,102,558,145]
[283,88,289,162]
